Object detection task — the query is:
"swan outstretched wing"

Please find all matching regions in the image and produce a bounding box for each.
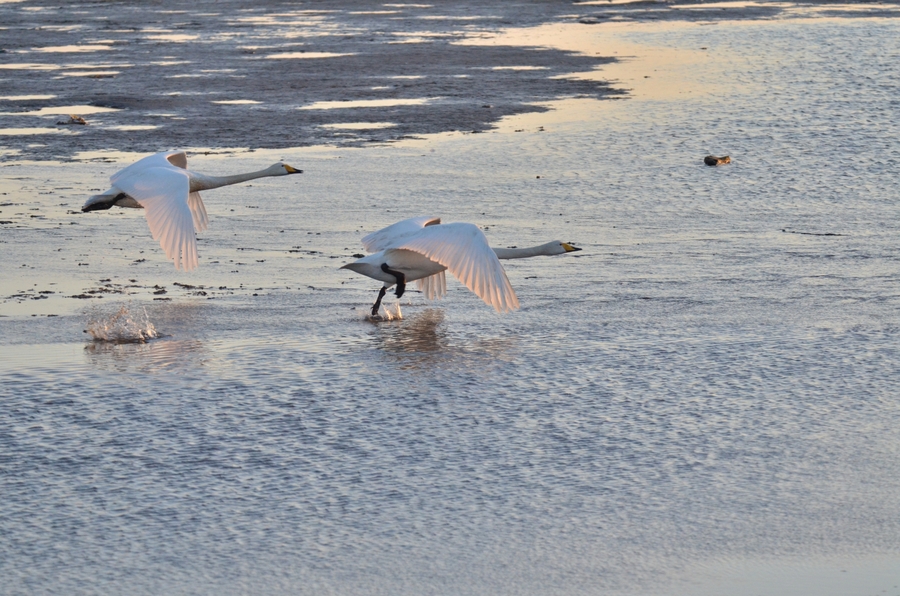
[110,150,186,186]
[397,223,519,313]
[165,151,188,169]
[113,166,198,271]
[361,216,441,252]
[188,192,208,233]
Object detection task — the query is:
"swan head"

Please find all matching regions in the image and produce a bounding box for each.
[268,162,303,176]
[544,241,581,255]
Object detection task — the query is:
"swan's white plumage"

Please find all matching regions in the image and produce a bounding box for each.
[364,216,447,301]
[86,150,301,271]
[188,192,209,233]
[402,222,518,314]
[112,162,200,271]
[361,217,519,313]
[107,150,206,271]
[361,216,441,253]
[416,270,447,300]
[110,150,187,186]
[345,216,580,315]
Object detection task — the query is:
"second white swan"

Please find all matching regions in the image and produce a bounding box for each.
[341,216,581,316]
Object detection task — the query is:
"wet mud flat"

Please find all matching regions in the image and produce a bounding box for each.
[4,0,896,162]
[0,0,625,161]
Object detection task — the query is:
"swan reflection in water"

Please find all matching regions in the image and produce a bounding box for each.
[370,308,518,373]
[372,308,448,354]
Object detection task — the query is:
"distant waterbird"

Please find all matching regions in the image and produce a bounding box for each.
[341,216,581,317]
[704,155,731,166]
[81,150,302,271]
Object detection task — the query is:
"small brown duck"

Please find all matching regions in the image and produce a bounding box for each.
[704,155,731,166]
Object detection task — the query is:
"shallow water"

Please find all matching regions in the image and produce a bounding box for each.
[2,7,900,596]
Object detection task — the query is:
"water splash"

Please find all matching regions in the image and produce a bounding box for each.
[385,301,402,321]
[85,304,159,342]
[367,300,403,322]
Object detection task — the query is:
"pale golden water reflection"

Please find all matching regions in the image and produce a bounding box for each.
[0,94,57,100]
[264,51,356,59]
[31,44,113,53]
[321,121,396,129]
[0,127,64,135]
[457,20,754,102]
[298,98,433,110]
[1,104,120,116]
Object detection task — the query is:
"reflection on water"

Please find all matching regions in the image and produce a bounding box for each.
[264,51,355,59]
[0,127,63,135]
[58,70,120,77]
[373,308,447,354]
[1,104,120,116]
[321,121,397,129]
[297,98,432,110]
[0,94,57,100]
[32,44,113,53]
[0,63,62,70]
[211,99,262,105]
[84,337,207,374]
[369,308,520,373]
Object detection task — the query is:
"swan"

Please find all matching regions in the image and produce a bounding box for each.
[341,216,581,316]
[81,150,302,271]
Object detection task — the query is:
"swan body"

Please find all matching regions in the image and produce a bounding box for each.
[342,216,581,316]
[81,150,302,271]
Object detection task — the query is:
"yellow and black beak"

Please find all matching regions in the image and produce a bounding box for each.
[284,164,303,174]
[562,243,582,252]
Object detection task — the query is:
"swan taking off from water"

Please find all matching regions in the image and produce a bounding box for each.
[81,150,302,271]
[341,216,581,316]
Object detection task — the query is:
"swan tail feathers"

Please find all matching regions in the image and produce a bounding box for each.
[415,271,447,301]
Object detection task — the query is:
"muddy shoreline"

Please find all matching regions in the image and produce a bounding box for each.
[3,0,896,161]
[1,0,622,161]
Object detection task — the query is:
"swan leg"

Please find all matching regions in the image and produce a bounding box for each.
[380,263,406,298]
[371,286,388,316]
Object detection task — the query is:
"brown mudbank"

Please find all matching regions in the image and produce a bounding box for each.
[704,155,731,166]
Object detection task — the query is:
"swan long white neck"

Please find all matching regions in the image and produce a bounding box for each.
[188,168,280,193]
[493,242,562,260]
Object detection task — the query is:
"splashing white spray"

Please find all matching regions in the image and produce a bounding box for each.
[385,301,402,321]
[366,300,403,322]
[85,304,159,342]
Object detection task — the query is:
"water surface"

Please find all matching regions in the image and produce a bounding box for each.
[1,6,899,596]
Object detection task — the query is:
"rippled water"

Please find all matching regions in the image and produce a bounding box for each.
[2,11,900,596]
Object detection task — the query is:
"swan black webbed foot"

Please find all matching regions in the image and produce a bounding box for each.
[380,263,406,298]
[371,264,406,316]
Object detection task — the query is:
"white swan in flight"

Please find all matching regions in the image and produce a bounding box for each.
[81,150,302,271]
[341,216,581,316]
